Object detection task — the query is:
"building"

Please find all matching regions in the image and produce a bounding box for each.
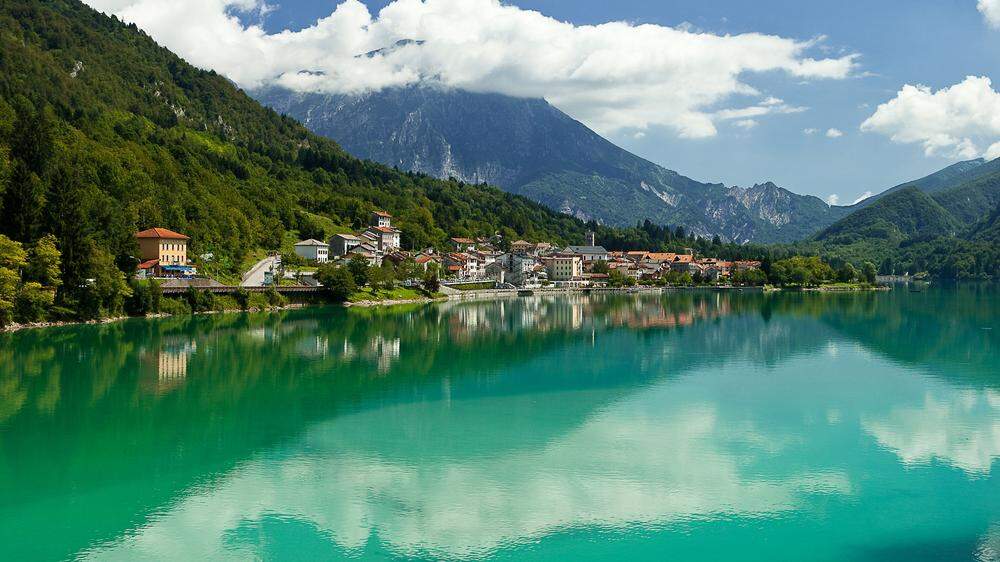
[510,240,534,254]
[293,239,330,263]
[444,252,482,279]
[365,225,401,252]
[371,210,393,229]
[135,227,195,278]
[450,237,476,252]
[733,260,762,272]
[565,245,609,262]
[414,254,442,272]
[330,234,362,257]
[362,210,401,252]
[547,254,583,281]
[347,243,379,265]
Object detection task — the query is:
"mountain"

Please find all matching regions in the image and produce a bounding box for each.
[0,0,598,287]
[816,187,960,245]
[805,167,1000,279]
[254,85,849,243]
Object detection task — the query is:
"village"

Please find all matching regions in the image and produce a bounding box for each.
[131,210,763,292]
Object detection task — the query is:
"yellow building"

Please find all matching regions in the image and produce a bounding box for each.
[136,227,194,277]
[547,254,583,282]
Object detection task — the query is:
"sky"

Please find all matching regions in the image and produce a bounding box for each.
[83,0,1000,205]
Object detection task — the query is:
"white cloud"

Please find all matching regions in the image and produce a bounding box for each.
[825,194,839,205]
[860,76,1000,159]
[988,142,1000,160]
[81,0,858,136]
[825,128,844,138]
[979,0,1000,28]
[852,191,873,205]
[803,128,819,135]
[863,388,1000,475]
[734,119,758,130]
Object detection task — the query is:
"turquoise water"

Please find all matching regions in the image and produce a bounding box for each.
[1,287,998,560]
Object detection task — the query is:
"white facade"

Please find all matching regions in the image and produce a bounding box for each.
[294,239,330,263]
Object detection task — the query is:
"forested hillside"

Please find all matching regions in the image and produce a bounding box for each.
[815,188,959,244]
[0,0,601,318]
[799,177,1000,279]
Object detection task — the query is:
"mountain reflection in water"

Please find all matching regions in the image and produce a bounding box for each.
[0,287,997,561]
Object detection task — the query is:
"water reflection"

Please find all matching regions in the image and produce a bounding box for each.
[862,388,1000,476]
[0,286,998,560]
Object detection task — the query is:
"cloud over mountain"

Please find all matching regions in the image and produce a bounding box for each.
[861,75,1000,159]
[82,0,856,137]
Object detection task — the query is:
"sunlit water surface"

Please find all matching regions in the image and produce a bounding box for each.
[1,287,998,561]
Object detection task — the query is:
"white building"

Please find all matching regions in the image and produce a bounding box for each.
[565,245,609,262]
[293,239,330,263]
[364,225,401,252]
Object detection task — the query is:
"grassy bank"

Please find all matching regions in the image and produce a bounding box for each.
[347,287,446,304]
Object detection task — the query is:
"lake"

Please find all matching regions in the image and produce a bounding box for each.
[1,287,998,561]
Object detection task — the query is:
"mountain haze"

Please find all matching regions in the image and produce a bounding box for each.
[255,85,850,243]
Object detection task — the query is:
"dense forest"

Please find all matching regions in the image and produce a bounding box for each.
[796,177,1000,279]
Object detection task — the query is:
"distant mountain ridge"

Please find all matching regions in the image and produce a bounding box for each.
[805,160,1000,278]
[253,85,850,243]
[852,157,996,208]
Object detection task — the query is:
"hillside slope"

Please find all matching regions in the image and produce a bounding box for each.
[804,175,999,278]
[816,187,960,244]
[0,0,591,283]
[255,85,849,243]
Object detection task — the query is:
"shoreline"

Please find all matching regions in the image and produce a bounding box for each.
[0,283,890,333]
[1,303,310,334]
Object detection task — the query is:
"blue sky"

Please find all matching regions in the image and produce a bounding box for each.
[89,0,1000,203]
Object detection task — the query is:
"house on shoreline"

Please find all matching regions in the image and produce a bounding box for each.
[136,227,196,278]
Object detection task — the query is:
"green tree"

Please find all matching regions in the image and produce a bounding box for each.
[316,263,356,302]
[78,248,132,319]
[422,263,441,294]
[0,267,18,326]
[862,261,878,284]
[347,255,370,286]
[25,234,61,287]
[770,256,835,287]
[836,263,858,283]
[0,234,27,271]
[14,282,53,323]
[591,260,611,274]
[378,261,396,291]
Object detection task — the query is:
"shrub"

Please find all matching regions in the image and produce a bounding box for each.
[14,282,54,322]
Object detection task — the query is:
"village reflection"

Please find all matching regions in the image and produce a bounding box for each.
[0,287,997,560]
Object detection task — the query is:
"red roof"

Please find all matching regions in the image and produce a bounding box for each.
[370,226,400,233]
[137,259,159,269]
[373,210,392,217]
[451,237,475,244]
[136,228,189,240]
